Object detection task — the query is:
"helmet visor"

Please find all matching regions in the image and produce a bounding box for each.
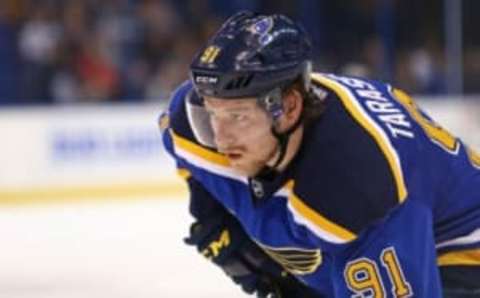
[185,90,216,149]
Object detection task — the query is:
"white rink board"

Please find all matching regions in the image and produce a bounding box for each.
[0,198,248,298]
[1,98,479,196]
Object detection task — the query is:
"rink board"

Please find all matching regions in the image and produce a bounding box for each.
[0,99,479,204]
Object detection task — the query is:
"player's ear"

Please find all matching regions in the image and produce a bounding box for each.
[282,89,303,125]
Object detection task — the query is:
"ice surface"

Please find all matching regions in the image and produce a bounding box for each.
[0,198,247,298]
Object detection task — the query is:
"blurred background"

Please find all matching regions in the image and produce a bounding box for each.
[1,0,479,104]
[0,1,479,297]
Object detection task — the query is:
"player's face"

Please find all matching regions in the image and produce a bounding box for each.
[204,96,278,176]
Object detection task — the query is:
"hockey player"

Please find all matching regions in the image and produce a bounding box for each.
[160,11,480,297]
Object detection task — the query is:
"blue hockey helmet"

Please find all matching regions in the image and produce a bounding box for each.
[190,11,313,100]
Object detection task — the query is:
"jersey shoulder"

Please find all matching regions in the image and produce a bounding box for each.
[288,74,409,242]
[310,72,410,201]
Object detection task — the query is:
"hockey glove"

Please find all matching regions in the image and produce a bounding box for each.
[184,214,277,295]
[184,213,324,297]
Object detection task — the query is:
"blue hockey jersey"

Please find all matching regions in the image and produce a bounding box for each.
[161,73,480,297]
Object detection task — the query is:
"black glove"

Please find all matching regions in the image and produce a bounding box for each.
[184,213,324,297]
[184,213,275,295]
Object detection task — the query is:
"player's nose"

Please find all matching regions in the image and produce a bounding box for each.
[213,123,236,148]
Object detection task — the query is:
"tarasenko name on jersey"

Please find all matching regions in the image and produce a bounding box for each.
[323,74,415,140]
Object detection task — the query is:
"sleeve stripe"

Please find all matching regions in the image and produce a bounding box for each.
[170,129,230,166]
[170,129,247,183]
[467,146,480,169]
[176,168,192,180]
[436,228,480,249]
[312,74,408,203]
[438,248,480,266]
[285,180,357,243]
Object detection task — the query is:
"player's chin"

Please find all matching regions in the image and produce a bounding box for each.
[229,159,264,177]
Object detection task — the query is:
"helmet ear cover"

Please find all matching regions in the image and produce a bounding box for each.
[257,87,283,121]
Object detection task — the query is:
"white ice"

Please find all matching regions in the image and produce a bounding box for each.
[0,198,248,298]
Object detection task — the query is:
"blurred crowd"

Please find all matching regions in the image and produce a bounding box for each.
[0,0,479,105]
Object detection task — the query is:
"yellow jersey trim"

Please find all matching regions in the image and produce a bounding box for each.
[286,180,357,242]
[311,74,408,203]
[170,129,230,167]
[438,248,480,266]
[467,146,480,169]
[177,168,192,180]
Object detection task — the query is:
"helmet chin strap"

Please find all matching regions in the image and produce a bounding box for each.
[255,115,303,179]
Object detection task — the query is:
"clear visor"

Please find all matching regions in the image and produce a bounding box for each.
[185,88,284,149]
[185,90,216,148]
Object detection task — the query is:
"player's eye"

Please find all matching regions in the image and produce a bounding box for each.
[230,113,248,122]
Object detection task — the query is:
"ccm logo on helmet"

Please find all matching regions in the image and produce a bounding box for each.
[195,75,219,84]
